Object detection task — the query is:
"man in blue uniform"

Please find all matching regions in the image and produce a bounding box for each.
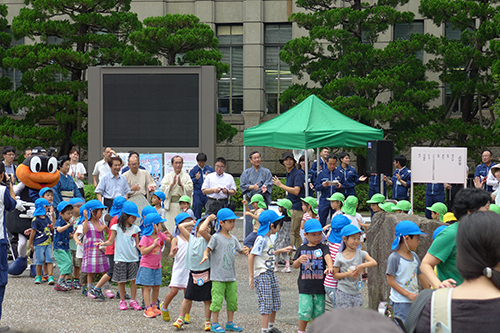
[383,154,411,200]
[309,147,329,184]
[314,154,340,226]
[474,149,494,192]
[425,183,450,219]
[189,153,214,219]
[336,152,367,196]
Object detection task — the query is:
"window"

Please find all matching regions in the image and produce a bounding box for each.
[394,21,424,60]
[265,24,292,114]
[2,28,23,91]
[217,25,243,114]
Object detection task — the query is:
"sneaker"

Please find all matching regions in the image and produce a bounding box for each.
[73,280,82,290]
[225,322,243,332]
[144,307,156,318]
[268,328,282,333]
[281,267,291,273]
[34,276,42,284]
[82,286,88,296]
[160,303,170,321]
[119,300,128,310]
[92,288,106,300]
[87,288,97,299]
[47,276,55,285]
[129,299,142,310]
[116,291,131,299]
[211,323,225,333]
[54,281,69,291]
[184,313,191,324]
[141,299,146,310]
[173,318,184,329]
[66,280,72,289]
[104,289,115,299]
[204,320,211,331]
[152,305,162,316]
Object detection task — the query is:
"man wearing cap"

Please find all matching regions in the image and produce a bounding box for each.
[92,147,115,187]
[474,149,494,192]
[273,151,305,252]
[240,151,273,237]
[160,155,193,232]
[52,155,83,209]
[123,155,156,201]
[202,157,236,216]
[95,156,131,211]
[0,162,17,331]
[189,153,214,219]
[315,154,341,226]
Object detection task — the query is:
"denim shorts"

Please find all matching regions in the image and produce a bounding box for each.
[34,245,53,266]
[135,266,162,286]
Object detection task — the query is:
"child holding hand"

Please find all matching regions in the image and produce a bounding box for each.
[53,201,76,291]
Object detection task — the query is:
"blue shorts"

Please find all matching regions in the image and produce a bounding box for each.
[34,245,53,266]
[135,266,162,286]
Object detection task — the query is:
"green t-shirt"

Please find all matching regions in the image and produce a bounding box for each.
[428,222,464,286]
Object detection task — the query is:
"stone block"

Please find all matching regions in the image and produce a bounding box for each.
[243,90,264,112]
[215,2,243,22]
[195,1,214,23]
[263,1,290,22]
[244,22,263,44]
[366,212,445,310]
[243,0,263,22]
[243,44,264,67]
[244,67,264,90]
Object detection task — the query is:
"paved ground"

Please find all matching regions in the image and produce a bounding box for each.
[3,219,369,333]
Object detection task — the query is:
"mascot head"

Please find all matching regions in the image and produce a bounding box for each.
[16,154,60,190]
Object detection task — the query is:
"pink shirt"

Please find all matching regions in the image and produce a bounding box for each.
[324,242,341,288]
[139,232,168,269]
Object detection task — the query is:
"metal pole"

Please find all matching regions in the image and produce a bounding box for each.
[380,174,385,199]
[243,146,247,232]
[316,148,320,201]
[305,151,309,197]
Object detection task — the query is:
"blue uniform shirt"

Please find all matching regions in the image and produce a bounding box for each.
[336,165,360,196]
[369,174,387,196]
[426,183,445,196]
[309,158,327,184]
[314,167,341,205]
[391,167,411,200]
[286,167,305,210]
[0,186,16,244]
[189,164,215,194]
[475,163,494,192]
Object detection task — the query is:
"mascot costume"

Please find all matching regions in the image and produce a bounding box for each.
[7,148,60,276]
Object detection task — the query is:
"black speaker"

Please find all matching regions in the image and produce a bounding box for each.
[366,140,394,174]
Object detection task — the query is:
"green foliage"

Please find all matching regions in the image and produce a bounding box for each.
[2,0,148,155]
[281,0,441,154]
[129,14,229,78]
[84,184,97,201]
[216,113,238,143]
[419,0,500,158]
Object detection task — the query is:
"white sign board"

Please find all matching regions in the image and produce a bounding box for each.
[164,153,198,175]
[411,147,467,184]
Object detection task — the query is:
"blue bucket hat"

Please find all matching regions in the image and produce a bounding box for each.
[257,210,284,236]
[109,196,127,217]
[68,198,84,206]
[141,213,167,237]
[341,224,362,238]
[56,201,73,213]
[304,219,323,233]
[153,190,166,202]
[391,220,427,250]
[140,205,158,227]
[215,208,238,232]
[432,225,448,240]
[328,215,351,244]
[173,212,194,236]
[33,198,50,217]
[78,204,87,224]
[121,201,140,218]
[38,187,53,198]
[85,199,106,212]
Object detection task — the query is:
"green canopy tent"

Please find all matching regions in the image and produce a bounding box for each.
[243,94,384,196]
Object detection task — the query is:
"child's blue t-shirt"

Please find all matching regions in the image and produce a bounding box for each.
[386,251,421,303]
[54,216,74,251]
[111,224,140,262]
[31,216,52,246]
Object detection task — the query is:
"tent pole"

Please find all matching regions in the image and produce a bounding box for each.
[317,148,320,201]
[305,151,309,197]
[243,146,247,230]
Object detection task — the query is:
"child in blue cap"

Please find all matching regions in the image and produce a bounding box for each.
[53,201,75,291]
[293,219,334,333]
[29,198,55,284]
[386,220,430,323]
[324,214,351,309]
[333,225,377,309]
[248,210,292,333]
[67,197,84,290]
[200,208,244,333]
[151,190,166,220]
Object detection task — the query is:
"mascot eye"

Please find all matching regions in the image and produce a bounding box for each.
[30,156,42,173]
[47,157,58,174]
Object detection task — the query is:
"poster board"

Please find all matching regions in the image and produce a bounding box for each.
[140,153,163,188]
[411,147,467,184]
[164,153,198,175]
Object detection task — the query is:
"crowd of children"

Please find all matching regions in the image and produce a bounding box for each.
[25,178,491,333]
